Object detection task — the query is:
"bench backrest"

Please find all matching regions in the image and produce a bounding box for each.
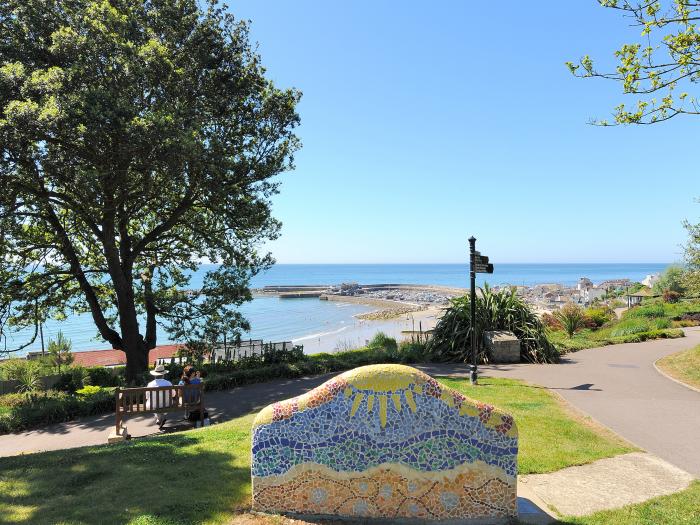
[115,384,203,414]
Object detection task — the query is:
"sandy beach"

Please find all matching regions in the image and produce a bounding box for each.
[293,306,441,354]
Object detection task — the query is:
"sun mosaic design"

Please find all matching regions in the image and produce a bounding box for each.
[251,364,518,521]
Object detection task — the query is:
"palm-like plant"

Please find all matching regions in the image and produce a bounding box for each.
[428,285,558,364]
[554,302,586,338]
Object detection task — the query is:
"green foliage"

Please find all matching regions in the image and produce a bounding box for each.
[585,306,615,327]
[178,340,211,365]
[83,366,122,388]
[0,358,48,394]
[653,265,687,296]
[54,367,89,393]
[427,285,558,364]
[554,302,587,338]
[47,331,73,373]
[568,1,700,125]
[0,0,301,382]
[684,213,700,296]
[368,332,398,353]
[0,387,115,434]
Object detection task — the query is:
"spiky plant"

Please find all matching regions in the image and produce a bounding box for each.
[427,285,558,364]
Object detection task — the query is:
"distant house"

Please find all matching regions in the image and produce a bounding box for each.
[626,287,654,308]
[581,287,606,305]
[577,277,593,291]
[641,273,661,288]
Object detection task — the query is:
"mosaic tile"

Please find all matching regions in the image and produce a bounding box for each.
[251,364,518,520]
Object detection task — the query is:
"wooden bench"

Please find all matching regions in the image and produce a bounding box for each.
[108,384,205,443]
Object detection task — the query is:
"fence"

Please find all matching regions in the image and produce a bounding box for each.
[155,340,300,366]
[210,340,296,362]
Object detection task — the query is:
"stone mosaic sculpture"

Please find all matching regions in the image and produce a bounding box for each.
[251,364,518,521]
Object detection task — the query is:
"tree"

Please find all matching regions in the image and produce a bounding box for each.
[683,216,700,295]
[554,302,587,338]
[0,0,301,382]
[652,264,687,295]
[47,331,74,373]
[567,1,700,125]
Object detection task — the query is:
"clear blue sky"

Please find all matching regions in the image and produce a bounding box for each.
[230,1,697,264]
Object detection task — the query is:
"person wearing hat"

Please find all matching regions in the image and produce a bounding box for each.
[145,364,173,429]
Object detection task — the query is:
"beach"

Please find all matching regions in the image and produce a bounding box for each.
[293,306,441,354]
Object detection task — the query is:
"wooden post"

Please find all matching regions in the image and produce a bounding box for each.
[115,388,121,434]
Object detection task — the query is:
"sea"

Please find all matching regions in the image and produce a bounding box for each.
[3,263,668,356]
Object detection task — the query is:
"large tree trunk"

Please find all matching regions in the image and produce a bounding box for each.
[124,335,149,385]
[117,288,150,384]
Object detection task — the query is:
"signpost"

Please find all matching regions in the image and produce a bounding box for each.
[468,236,493,385]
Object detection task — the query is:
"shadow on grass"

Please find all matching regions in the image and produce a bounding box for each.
[0,432,250,525]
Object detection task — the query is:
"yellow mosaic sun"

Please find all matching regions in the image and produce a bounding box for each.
[342,364,430,427]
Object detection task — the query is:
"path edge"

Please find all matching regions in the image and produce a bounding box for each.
[653,357,700,394]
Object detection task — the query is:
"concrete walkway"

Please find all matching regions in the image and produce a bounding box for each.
[2,328,700,481]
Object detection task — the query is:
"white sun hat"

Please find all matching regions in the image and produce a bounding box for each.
[149,364,168,376]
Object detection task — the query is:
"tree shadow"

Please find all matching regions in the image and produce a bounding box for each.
[0,432,251,524]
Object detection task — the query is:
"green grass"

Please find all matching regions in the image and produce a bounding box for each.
[558,480,700,525]
[549,327,684,352]
[656,344,700,390]
[547,299,698,352]
[0,414,255,524]
[0,377,635,524]
[440,377,635,474]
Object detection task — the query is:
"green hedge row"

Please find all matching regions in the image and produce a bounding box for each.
[0,387,115,434]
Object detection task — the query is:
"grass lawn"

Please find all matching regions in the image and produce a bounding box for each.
[656,344,700,390]
[0,377,635,524]
[558,480,700,525]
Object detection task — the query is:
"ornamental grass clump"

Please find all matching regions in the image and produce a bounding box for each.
[554,302,587,338]
[427,285,558,364]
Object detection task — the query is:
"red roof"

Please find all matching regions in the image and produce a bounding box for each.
[72,344,182,368]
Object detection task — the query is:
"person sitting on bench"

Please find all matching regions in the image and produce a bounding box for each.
[179,365,203,420]
[145,364,172,429]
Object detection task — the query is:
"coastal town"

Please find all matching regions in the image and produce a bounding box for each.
[254,272,664,315]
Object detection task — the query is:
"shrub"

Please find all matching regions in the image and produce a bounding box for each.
[428,285,558,364]
[541,312,563,330]
[0,388,115,434]
[652,265,687,296]
[554,303,587,338]
[83,367,122,387]
[585,306,615,328]
[54,367,89,393]
[663,290,682,303]
[368,332,398,353]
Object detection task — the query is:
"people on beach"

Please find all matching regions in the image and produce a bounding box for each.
[145,364,172,429]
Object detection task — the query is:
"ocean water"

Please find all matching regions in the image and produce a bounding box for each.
[3,263,668,355]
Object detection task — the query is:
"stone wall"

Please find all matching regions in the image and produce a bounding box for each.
[251,364,518,522]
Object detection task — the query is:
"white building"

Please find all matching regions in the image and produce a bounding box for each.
[641,273,661,288]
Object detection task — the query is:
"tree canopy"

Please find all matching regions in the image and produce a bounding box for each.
[0,0,301,381]
[567,1,700,125]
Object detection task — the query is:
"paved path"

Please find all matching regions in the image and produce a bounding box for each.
[433,326,700,478]
[2,328,700,480]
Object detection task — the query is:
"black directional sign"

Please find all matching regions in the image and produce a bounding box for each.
[472,253,494,274]
[475,263,494,274]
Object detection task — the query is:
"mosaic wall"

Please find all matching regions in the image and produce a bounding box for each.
[251,364,518,521]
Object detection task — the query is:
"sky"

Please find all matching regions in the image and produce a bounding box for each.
[230,1,698,264]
